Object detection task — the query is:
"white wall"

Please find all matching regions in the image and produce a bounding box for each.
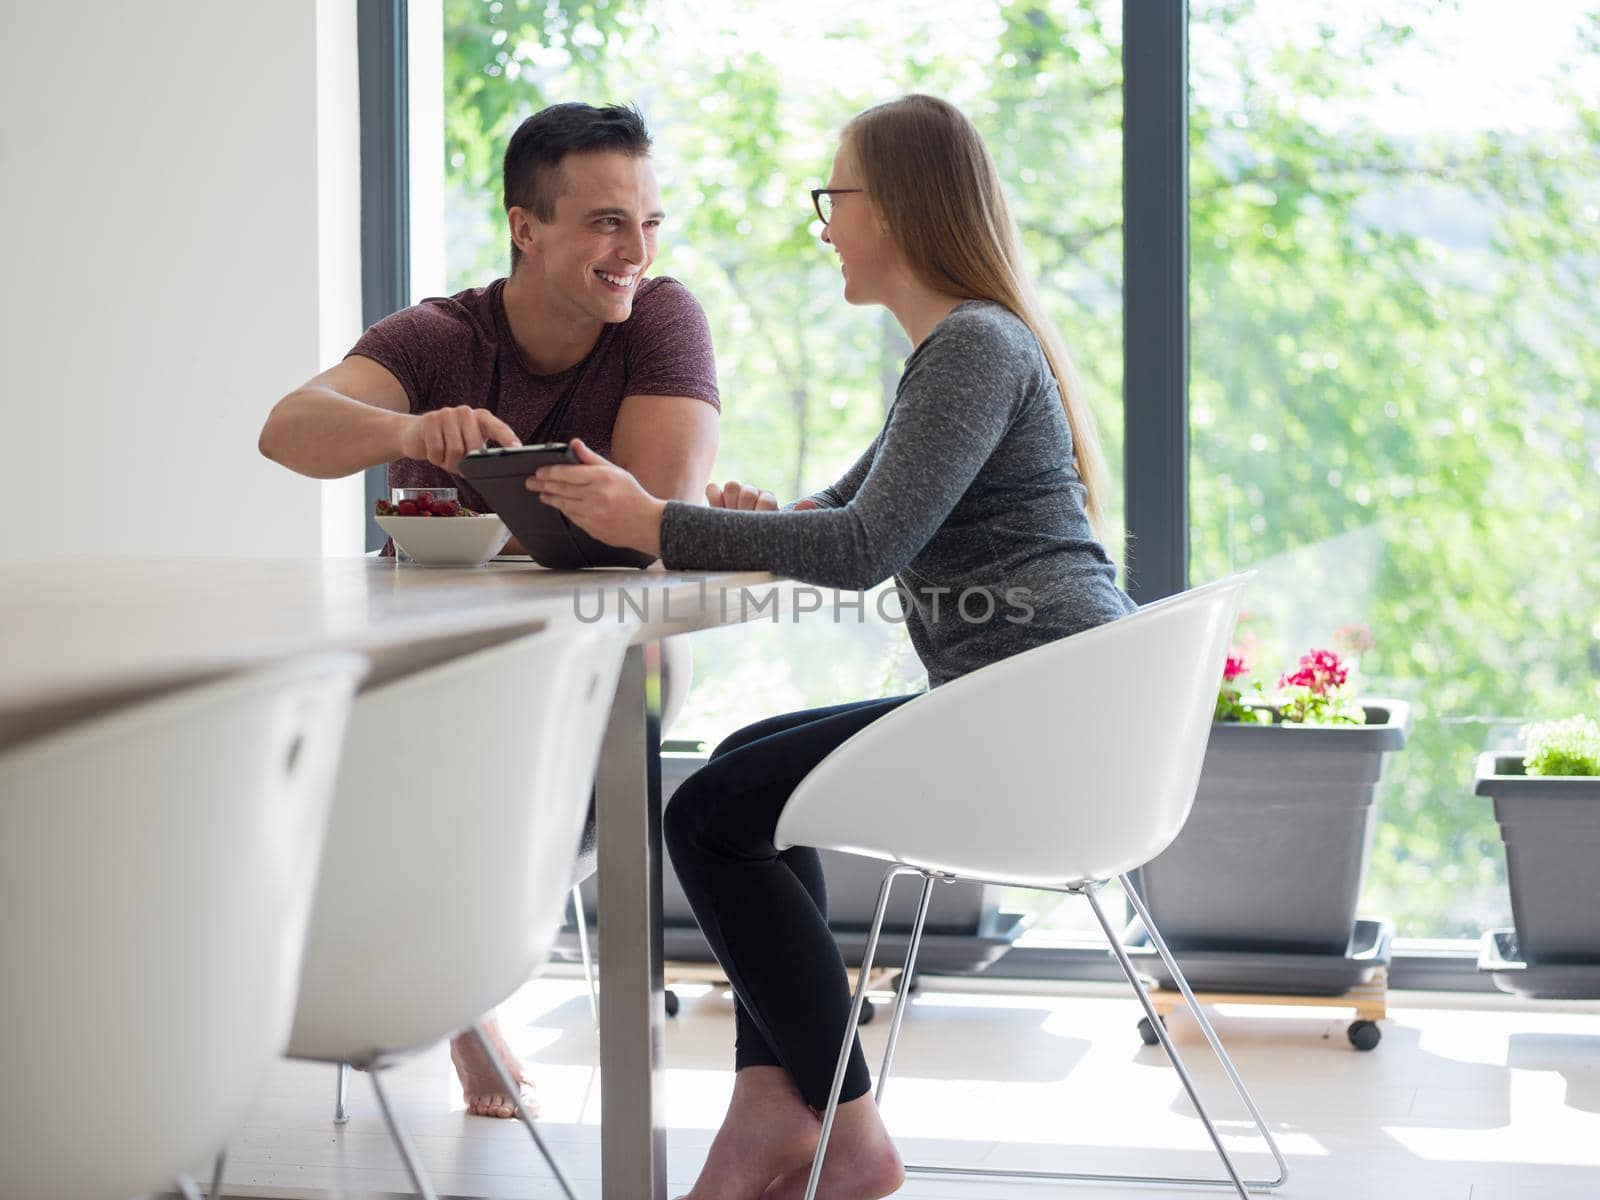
[0,1,364,559]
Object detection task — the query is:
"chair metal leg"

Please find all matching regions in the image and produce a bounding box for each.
[804,864,917,1200]
[1118,874,1290,1188]
[333,1061,351,1123]
[873,872,935,1106]
[814,866,1288,1196]
[573,884,599,1028]
[1076,884,1260,1196]
[208,1146,228,1198]
[469,1020,580,1200]
[368,1067,441,1200]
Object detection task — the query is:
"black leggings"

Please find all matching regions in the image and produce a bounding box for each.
[663,695,917,1109]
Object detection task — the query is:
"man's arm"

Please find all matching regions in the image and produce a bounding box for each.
[610,393,719,503]
[260,355,519,478]
[259,357,411,479]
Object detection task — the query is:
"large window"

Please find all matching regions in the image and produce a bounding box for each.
[431,0,1599,946]
[1188,0,1600,936]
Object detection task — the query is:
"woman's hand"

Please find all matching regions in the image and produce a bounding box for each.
[707,480,819,511]
[525,439,667,557]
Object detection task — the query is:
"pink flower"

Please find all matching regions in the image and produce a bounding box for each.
[1333,623,1375,655]
[1223,652,1248,681]
[1279,648,1349,695]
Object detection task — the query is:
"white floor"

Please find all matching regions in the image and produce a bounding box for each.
[201,971,1600,1200]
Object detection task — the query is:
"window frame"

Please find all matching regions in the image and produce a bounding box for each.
[357,0,411,552]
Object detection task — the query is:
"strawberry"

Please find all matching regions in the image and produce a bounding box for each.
[397,499,420,516]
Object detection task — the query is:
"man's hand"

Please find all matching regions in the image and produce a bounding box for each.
[398,405,521,475]
[525,439,668,557]
[706,480,819,511]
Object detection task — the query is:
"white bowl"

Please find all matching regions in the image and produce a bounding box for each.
[376,513,510,567]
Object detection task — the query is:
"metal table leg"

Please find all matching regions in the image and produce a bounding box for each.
[595,642,666,1200]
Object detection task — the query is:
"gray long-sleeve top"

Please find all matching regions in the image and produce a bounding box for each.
[659,300,1136,687]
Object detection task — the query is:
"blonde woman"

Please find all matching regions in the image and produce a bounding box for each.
[528,94,1135,1199]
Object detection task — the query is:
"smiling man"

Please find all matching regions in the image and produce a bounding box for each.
[260,101,720,544]
[258,103,719,1118]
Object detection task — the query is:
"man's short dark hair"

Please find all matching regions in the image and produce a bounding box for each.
[503,102,652,268]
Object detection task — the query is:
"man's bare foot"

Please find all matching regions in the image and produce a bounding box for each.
[449,1014,537,1120]
[759,1094,903,1200]
[678,1067,823,1200]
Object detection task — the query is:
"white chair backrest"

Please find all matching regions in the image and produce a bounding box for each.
[775,575,1251,887]
[289,621,631,1063]
[0,655,365,1200]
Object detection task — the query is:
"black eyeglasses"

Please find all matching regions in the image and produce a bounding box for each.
[811,187,864,225]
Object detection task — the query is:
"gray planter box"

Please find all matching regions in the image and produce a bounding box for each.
[1134,700,1411,956]
[1475,753,1600,967]
[1478,929,1600,1000]
[1128,918,1394,997]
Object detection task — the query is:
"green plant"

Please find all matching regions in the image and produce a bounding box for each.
[1275,648,1365,726]
[1215,645,1364,726]
[1522,716,1600,777]
[1214,651,1268,723]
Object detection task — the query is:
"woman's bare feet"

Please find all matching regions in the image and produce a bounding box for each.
[760,1094,903,1200]
[449,1013,537,1119]
[678,1067,823,1200]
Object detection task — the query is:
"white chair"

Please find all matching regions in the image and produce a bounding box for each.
[324,628,673,1121]
[287,622,631,1200]
[775,574,1288,1200]
[326,636,686,1055]
[0,655,365,1200]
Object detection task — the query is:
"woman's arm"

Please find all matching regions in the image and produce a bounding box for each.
[793,434,881,511]
[525,310,1043,587]
[659,314,1029,589]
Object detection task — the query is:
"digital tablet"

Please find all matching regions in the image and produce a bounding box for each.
[457,442,656,570]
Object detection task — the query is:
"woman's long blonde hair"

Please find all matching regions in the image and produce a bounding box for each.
[843,94,1111,539]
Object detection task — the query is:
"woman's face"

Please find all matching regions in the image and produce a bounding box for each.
[820,144,897,306]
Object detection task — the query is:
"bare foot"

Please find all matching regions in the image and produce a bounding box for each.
[449,1014,537,1120]
[760,1094,903,1200]
[679,1067,823,1200]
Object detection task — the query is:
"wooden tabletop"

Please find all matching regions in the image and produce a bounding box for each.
[0,556,788,749]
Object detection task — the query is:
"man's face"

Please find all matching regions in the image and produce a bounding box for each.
[514,151,663,324]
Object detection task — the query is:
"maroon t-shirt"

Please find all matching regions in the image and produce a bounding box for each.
[347,275,719,513]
